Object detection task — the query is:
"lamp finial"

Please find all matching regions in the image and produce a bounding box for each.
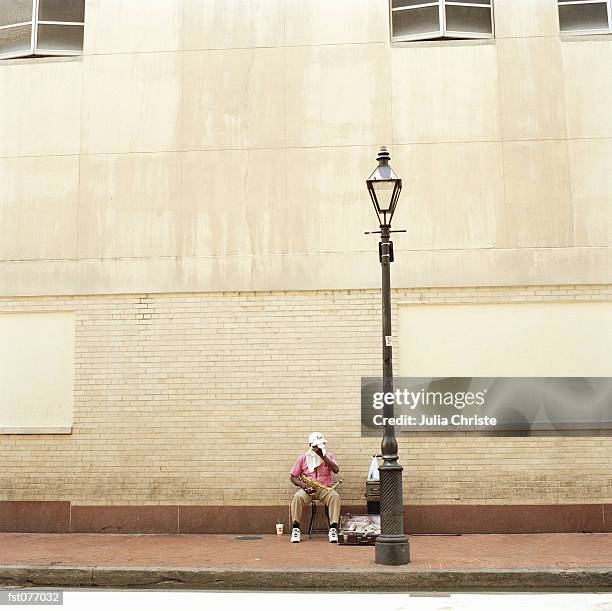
[377,146,390,164]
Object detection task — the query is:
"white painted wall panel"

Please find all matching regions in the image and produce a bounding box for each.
[399,302,612,377]
[0,312,74,432]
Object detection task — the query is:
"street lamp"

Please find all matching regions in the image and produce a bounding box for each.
[366,146,410,565]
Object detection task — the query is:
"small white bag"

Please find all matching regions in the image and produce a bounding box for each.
[367,456,380,481]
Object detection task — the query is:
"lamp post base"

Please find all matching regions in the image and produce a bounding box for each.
[375,536,411,565]
[374,535,410,566]
[376,460,410,565]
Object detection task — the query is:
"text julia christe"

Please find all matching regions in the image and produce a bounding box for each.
[372,414,498,427]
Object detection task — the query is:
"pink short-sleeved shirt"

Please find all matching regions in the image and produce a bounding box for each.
[290,452,337,486]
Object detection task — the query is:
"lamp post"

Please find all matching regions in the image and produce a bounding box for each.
[366,146,410,565]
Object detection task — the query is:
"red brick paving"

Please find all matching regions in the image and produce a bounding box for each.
[0,533,611,570]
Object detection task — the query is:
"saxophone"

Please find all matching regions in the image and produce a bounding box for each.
[299,474,341,492]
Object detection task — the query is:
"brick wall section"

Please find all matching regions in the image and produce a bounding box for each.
[1,284,611,507]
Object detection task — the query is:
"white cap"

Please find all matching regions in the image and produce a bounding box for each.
[308,432,327,447]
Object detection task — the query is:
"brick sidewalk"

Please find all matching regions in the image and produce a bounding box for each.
[1,533,611,590]
[1,532,611,569]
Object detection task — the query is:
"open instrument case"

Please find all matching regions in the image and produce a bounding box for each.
[338,513,380,546]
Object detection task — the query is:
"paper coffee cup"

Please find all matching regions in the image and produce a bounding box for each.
[276,523,284,535]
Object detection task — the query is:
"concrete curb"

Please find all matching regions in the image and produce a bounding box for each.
[1,565,612,591]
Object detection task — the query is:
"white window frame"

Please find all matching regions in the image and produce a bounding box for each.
[390,0,495,43]
[558,0,612,35]
[0,0,84,61]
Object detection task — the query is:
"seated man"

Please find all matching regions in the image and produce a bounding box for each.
[289,432,340,543]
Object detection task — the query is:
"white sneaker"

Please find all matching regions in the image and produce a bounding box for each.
[328,528,338,543]
[290,528,301,543]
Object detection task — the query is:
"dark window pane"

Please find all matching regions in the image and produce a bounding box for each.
[36,23,83,52]
[0,23,32,55]
[0,0,33,27]
[558,2,609,32]
[38,0,85,23]
[392,0,439,8]
[392,6,441,38]
[445,5,493,34]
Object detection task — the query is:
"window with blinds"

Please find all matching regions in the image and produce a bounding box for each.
[558,0,612,34]
[0,0,84,60]
[390,0,494,42]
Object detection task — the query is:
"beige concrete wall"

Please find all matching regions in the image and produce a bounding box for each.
[1,1,611,509]
[1,286,611,506]
[0,0,611,297]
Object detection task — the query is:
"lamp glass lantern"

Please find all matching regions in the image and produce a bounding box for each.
[366,147,402,227]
